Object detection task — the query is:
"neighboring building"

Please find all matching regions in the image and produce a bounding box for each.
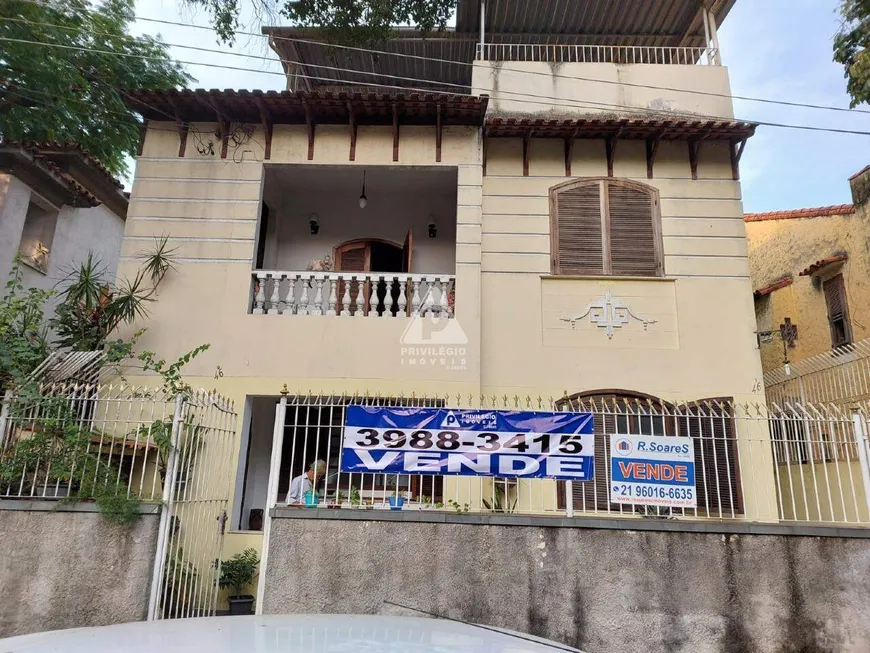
[0,142,129,310]
[746,166,870,382]
[120,0,776,580]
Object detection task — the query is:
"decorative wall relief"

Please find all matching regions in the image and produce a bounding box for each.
[560,291,658,339]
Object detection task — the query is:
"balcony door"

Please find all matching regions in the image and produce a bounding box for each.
[333,232,411,315]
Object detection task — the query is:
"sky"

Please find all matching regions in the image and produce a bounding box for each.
[131,0,870,213]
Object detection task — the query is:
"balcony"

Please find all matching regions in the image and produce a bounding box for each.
[251,165,458,318]
[476,44,719,66]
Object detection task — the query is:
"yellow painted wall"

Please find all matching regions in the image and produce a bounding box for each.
[746,206,870,372]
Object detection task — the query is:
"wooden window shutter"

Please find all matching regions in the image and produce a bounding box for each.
[677,400,742,516]
[607,181,661,277]
[823,274,852,347]
[552,182,604,275]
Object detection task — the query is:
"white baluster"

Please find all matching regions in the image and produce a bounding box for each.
[341,275,351,317]
[299,276,310,316]
[253,273,266,314]
[268,274,281,315]
[411,278,422,316]
[386,276,397,318]
[284,275,298,315]
[327,277,337,316]
[422,277,435,316]
[313,276,324,316]
[353,276,364,317]
[369,275,380,318]
[397,276,407,317]
[439,278,450,316]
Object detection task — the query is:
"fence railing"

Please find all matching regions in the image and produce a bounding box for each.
[0,383,239,620]
[765,338,870,408]
[476,43,719,66]
[251,271,455,318]
[268,394,870,526]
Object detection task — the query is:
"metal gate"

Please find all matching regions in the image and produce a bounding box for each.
[148,390,239,620]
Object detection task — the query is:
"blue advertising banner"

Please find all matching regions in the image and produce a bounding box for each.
[341,406,595,481]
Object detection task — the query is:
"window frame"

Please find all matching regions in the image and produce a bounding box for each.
[822,273,852,348]
[549,177,665,278]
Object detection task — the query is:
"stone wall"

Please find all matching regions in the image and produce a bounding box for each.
[263,512,870,653]
[0,504,159,638]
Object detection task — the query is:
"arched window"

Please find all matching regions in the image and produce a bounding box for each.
[549,178,664,277]
[555,391,741,516]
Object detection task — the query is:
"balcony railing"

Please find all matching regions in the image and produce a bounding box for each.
[251,271,455,317]
[476,43,719,66]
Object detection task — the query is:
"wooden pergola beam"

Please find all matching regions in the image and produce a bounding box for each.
[482,128,489,177]
[136,121,148,156]
[347,101,357,162]
[564,135,574,177]
[605,131,621,177]
[730,137,747,181]
[646,135,660,179]
[688,138,700,180]
[255,96,273,160]
[168,97,188,158]
[522,131,532,176]
[435,102,443,163]
[303,98,315,160]
[392,101,400,162]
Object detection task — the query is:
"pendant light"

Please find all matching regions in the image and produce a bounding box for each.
[358,170,368,209]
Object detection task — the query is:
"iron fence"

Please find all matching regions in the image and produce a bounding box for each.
[476,43,718,66]
[0,383,239,620]
[266,393,870,526]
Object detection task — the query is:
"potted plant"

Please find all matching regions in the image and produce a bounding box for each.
[219,548,260,615]
[387,477,406,511]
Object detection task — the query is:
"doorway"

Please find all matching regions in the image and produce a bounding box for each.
[333,234,411,316]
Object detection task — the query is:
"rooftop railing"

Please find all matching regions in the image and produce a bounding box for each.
[476,43,719,66]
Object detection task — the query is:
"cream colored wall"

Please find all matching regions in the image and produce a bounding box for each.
[746,208,870,372]
[123,122,483,398]
[472,62,735,118]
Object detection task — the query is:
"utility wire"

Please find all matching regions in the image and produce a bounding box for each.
[3,35,870,137]
[3,2,868,116]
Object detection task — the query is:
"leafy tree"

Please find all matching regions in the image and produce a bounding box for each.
[184,0,456,46]
[835,0,870,107]
[0,0,190,176]
[0,258,52,388]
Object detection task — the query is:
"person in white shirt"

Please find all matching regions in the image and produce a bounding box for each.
[286,460,327,505]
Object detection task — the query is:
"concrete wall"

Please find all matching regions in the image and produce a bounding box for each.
[746,206,870,372]
[0,505,159,638]
[263,513,870,653]
[0,173,126,315]
[472,62,736,118]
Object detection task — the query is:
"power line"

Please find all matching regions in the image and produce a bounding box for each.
[4,2,868,117]
[4,35,870,137]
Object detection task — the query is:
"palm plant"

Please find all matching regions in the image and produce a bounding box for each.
[52,237,177,351]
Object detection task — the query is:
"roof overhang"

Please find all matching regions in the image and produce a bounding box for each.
[125,89,489,126]
[0,143,127,218]
[264,0,738,91]
[484,116,757,141]
[799,254,848,277]
[754,276,793,298]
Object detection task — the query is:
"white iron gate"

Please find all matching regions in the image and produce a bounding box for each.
[148,390,239,620]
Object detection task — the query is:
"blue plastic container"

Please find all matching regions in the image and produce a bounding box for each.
[304,491,319,508]
[388,496,405,511]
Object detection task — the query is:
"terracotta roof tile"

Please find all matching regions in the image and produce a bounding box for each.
[800,254,848,277]
[754,276,793,297]
[744,204,855,222]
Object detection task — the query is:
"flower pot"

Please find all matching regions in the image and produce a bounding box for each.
[227,595,255,615]
[304,491,319,508]
[388,496,405,511]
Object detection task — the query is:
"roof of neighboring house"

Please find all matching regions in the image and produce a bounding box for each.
[0,142,128,218]
[124,89,489,125]
[744,204,856,222]
[799,254,849,277]
[485,115,757,140]
[849,164,870,181]
[754,276,793,298]
[264,0,736,91]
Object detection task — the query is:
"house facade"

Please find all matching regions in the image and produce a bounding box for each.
[0,143,128,310]
[119,0,777,589]
[747,167,870,375]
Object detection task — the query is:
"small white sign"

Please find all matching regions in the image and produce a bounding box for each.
[609,434,697,509]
